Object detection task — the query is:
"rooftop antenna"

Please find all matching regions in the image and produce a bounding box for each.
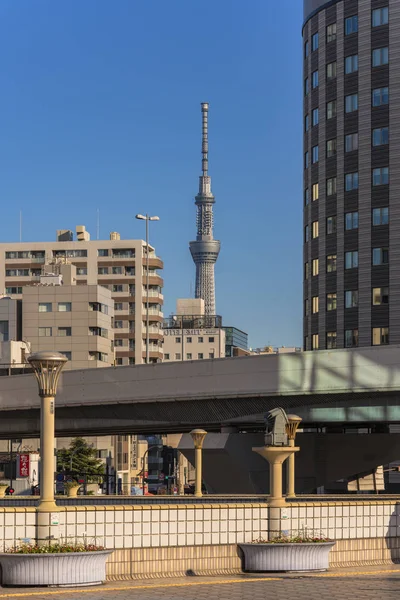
[97,209,100,240]
[19,211,22,242]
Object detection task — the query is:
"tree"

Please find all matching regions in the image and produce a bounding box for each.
[57,437,105,483]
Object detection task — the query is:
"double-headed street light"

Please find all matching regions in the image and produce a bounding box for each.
[135,214,160,364]
[28,351,68,545]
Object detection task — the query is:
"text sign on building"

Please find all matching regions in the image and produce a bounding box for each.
[164,329,217,336]
[18,454,30,478]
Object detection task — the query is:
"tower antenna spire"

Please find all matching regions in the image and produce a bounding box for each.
[201,102,209,177]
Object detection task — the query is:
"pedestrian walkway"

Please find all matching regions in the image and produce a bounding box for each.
[0,565,399,599]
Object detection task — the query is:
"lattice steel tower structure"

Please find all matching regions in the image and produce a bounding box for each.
[189,102,220,316]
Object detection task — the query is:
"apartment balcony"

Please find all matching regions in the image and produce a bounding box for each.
[142,326,163,341]
[142,289,164,301]
[142,256,163,270]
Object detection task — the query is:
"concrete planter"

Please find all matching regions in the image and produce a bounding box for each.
[0,485,8,498]
[239,541,336,572]
[0,550,113,587]
[66,484,81,498]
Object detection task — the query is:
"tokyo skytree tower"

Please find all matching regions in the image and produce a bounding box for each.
[189,103,220,316]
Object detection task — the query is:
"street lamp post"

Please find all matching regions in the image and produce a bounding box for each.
[28,351,68,545]
[190,429,207,497]
[135,214,160,364]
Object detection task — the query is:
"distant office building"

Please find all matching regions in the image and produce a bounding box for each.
[223,326,248,357]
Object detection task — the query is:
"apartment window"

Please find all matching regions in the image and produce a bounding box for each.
[187,337,192,343]
[112,285,124,292]
[198,337,203,343]
[305,114,309,131]
[312,334,319,350]
[89,302,108,314]
[312,145,319,163]
[59,351,72,361]
[312,183,319,201]
[345,133,358,152]
[312,32,318,51]
[312,258,319,276]
[372,247,389,265]
[373,287,389,306]
[326,255,337,273]
[326,61,337,79]
[125,267,135,276]
[164,353,170,360]
[326,139,336,158]
[113,249,135,258]
[5,287,22,294]
[175,353,181,360]
[6,269,29,277]
[305,262,309,280]
[38,327,52,337]
[114,339,123,347]
[305,225,309,243]
[304,299,309,316]
[305,77,309,96]
[345,15,358,35]
[345,93,358,113]
[326,332,337,349]
[326,216,337,235]
[345,54,358,74]
[76,268,87,276]
[312,221,319,239]
[372,87,389,106]
[112,266,123,275]
[312,296,319,314]
[326,293,337,311]
[345,211,359,230]
[327,100,337,119]
[372,127,389,146]
[327,177,337,196]
[372,207,389,226]
[345,290,358,308]
[114,302,123,311]
[304,188,310,205]
[114,320,124,329]
[98,249,109,257]
[312,70,319,89]
[38,303,52,313]
[372,47,389,67]
[208,337,215,343]
[345,329,359,348]
[372,327,389,346]
[372,7,388,27]
[312,108,319,126]
[304,40,309,58]
[327,23,336,43]
[58,302,71,312]
[58,327,71,337]
[208,352,214,359]
[345,172,359,191]
[305,151,309,169]
[98,267,108,275]
[373,167,389,186]
[198,353,204,359]
[345,251,359,269]
[186,353,192,360]
[175,337,181,343]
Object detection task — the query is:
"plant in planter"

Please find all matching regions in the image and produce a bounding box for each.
[0,539,113,587]
[64,481,81,497]
[0,481,9,498]
[239,529,336,572]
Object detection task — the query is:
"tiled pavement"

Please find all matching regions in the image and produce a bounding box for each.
[0,566,400,599]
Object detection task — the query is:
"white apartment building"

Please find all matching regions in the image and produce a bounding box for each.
[0,225,164,365]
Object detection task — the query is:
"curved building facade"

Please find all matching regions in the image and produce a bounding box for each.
[303,0,398,351]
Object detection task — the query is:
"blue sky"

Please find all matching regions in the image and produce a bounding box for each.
[0,0,303,349]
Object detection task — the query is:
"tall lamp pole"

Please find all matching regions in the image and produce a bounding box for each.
[135,214,160,364]
[28,351,68,545]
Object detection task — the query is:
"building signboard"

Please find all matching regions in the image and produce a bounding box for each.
[18,453,30,478]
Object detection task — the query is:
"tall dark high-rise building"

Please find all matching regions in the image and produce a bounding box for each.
[303,0,398,351]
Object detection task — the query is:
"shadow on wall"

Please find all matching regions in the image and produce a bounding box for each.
[386,504,400,563]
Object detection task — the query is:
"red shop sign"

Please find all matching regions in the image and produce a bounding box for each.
[18,454,30,478]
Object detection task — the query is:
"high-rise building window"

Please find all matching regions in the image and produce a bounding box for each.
[327,100,337,119]
[345,172,359,191]
[345,15,358,35]
[312,32,319,51]
[345,290,358,308]
[345,55,358,74]
[345,329,359,348]
[326,293,337,311]
[345,211,359,230]
[59,351,72,361]
[312,334,319,350]
[312,183,319,201]
[372,7,388,27]
[198,337,203,343]
[58,327,72,337]
[312,296,319,314]
[372,207,389,226]
[98,249,109,257]
[345,251,359,269]
[305,188,310,205]
[186,353,192,360]
[38,303,52,313]
[305,114,309,131]
[175,353,181,360]
[305,77,309,96]
[327,23,336,43]
[198,353,204,359]
[39,327,52,337]
[372,87,389,106]
[372,247,389,265]
[312,70,319,89]
[326,61,337,79]
[372,47,389,67]
[175,337,181,343]
[345,93,358,113]
[373,167,389,185]
[304,262,309,280]
[326,139,336,157]
[326,255,337,273]
[58,302,71,312]
[345,133,358,152]
[312,145,319,163]
[164,353,170,360]
[304,40,309,58]
[372,127,389,146]
[372,287,389,306]
[312,221,319,239]
[372,327,389,346]
[327,177,337,196]
[326,332,337,349]
[305,225,309,243]
[312,259,319,276]
[312,108,319,126]
[305,151,309,169]
[326,216,337,234]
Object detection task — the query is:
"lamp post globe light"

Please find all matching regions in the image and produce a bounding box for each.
[285,415,302,499]
[190,429,207,497]
[28,351,68,544]
[135,214,160,364]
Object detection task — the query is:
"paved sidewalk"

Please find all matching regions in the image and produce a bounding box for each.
[0,565,399,599]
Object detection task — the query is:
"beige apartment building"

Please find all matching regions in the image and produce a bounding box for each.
[0,225,164,365]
